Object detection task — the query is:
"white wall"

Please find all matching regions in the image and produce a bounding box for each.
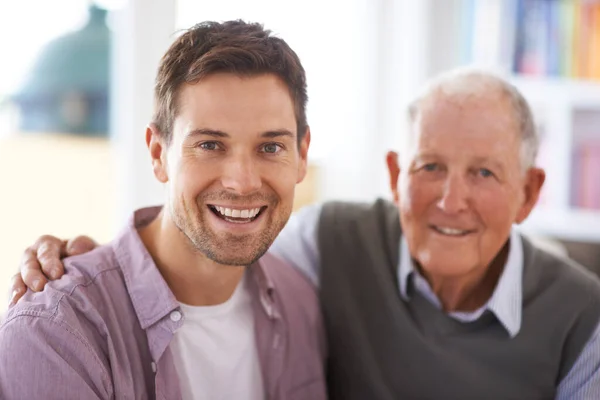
[110,0,176,226]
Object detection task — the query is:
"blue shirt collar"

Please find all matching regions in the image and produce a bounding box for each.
[397,229,523,338]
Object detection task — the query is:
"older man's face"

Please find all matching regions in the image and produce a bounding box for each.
[393,93,543,278]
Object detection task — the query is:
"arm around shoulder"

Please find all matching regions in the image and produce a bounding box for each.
[0,312,111,399]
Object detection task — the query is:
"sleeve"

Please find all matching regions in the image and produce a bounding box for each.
[0,314,112,400]
[556,319,600,400]
[269,203,323,288]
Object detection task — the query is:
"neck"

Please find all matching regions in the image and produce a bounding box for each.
[418,242,509,312]
[138,208,245,306]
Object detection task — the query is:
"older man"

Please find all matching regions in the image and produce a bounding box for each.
[11,69,600,399]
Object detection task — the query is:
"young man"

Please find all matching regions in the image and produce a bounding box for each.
[0,20,325,399]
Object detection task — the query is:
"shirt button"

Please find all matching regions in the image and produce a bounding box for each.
[170,310,182,322]
[151,362,157,373]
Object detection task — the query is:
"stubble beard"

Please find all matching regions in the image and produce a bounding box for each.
[171,196,290,266]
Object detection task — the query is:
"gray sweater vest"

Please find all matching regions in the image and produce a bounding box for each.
[318,199,600,400]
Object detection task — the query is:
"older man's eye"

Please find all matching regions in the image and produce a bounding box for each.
[479,168,494,178]
[423,163,438,172]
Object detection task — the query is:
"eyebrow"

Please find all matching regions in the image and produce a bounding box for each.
[415,153,506,172]
[472,157,505,172]
[186,128,295,139]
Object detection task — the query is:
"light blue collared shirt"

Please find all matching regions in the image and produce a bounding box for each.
[397,229,523,338]
[270,203,600,400]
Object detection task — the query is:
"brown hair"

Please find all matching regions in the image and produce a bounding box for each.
[153,20,308,145]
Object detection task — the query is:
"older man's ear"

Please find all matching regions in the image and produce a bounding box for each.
[515,167,546,224]
[386,151,401,204]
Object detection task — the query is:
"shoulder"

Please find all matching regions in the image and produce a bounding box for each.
[259,251,326,356]
[260,251,318,296]
[0,300,100,359]
[522,235,600,344]
[258,252,321,324]
[522,237,600,382]
[319,198,399,237]
[63,242,121,284]
[320,198,397,222]
[0,246,117,388]
[318,199,402,258]
[522,235,600,299]
[2,243,124,354]
[0,291,113,398]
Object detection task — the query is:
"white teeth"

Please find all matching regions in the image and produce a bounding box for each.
[436,226,468,236]
[213,206,262,219]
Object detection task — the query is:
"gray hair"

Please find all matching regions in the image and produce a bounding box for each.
[407,68,539,172]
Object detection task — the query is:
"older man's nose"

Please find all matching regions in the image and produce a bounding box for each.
[437,175,469,214]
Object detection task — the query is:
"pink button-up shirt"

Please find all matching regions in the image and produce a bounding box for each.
[0,207,326,399]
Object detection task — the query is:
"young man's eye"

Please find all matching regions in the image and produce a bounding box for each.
[262,143,282,154]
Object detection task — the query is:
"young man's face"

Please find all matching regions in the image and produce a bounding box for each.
[150,72,309,266]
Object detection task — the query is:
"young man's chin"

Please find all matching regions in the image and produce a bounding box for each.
[207,247,267,267]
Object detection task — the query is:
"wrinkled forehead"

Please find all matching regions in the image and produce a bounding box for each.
[401,92,521,161]
[424,92,515,127]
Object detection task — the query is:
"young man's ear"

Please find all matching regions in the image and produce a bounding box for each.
[296,127,311,184]
[515,167,546,224]
[146,123,169,183]
[386,151,400,204]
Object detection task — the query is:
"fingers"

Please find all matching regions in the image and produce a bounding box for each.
[65,236,98,256]
[36,235,66,281]
[19,247,48,292]
[15,234,94,300]
[8,273,27,307]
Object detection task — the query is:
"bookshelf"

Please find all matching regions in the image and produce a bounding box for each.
[420,0,600,243]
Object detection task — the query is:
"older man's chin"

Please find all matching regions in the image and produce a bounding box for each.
[416,247,484,276]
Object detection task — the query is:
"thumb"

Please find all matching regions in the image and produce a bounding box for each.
[65,236,98,256]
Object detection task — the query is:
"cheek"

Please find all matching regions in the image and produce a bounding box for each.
[400,177,438,217]
[398,178,439,247]
[172,160,217,199]
[475,188,518,231]
[262,162,298,201]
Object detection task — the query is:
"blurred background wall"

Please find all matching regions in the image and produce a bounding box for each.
[1,0,599,309]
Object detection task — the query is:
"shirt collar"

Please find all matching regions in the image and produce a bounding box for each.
[113,206,281,329]
[112,206,180,330]
[397,229,524,338]
[249,252,280,320]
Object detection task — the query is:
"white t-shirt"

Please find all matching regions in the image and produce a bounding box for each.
[169,272,265,400]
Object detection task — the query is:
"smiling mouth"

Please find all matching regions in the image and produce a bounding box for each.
[208,205,267,224]
[430,225,475,237]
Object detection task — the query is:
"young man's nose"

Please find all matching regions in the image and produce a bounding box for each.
[220,156,262,195]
